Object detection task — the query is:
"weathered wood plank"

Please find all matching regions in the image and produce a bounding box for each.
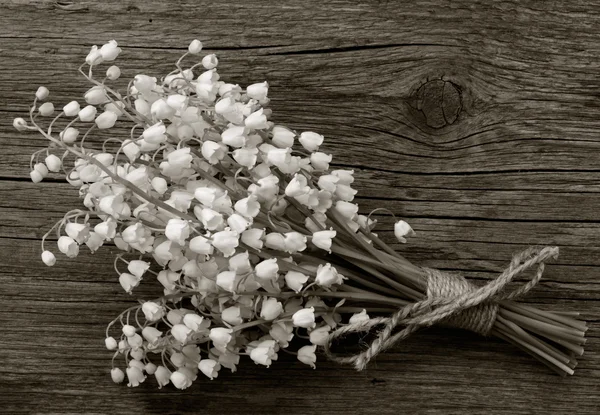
[1,0,599,414]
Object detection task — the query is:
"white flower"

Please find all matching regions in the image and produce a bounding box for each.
[41,250,56,266]
[311,229,336,252]
[260,297,283,320]
[264,232,286,251]
[38,102,54,116]
[144,362,157,375]
[100,40,121,61]
[221,125,247,148]
[35,86,49,100]
[211,229,239,257]
[183,313,208,331]
[349,309,370,324]
[167,147,192,169]
[165,218,191,245]
[128,260,150,278]
[210,327,233,352]
[119,272,141,294]
[292,307,316,328]
[199,359,221,380]
[94,220,117,240]
[221,306,243,325]
[111,368,125,384]
[30,169,43,183]
[142,326,163,344]
[166,94,188,111]
[317,174,339,192]
[85,86,109,105]
[126,366,146,387]
[216,270,238,292]
[285,173,310,197]
[227,213,251,233]
[189,235,213,255]
[299,131,324,151]
[86,45,103,65]
[249,339,278,367]
[297,345,317,369]
[141,301,164,322]
[172,324,193,345]
[65,222,90,244]
[234,195,260,218]
[241,228,264,250]
[62,100,80,117]
[335,184,357,201]
[284,232,307,253]
[202,54,219,69]
[151,98,175,120]
[85,231,104,252]
[228,251,252,274]
[334,200,358,220]
[142,122,167,144]
[270,321,294,347]
[246,81,269,103]
[232,147,259,168]
[309,325,331,346]
[315,263,344,287]
[310,152,332,171]
[157,269,179,290]
[201,140,227,164]
[284,270,309,293]
[199,208,224,230]
[394,220,416,243]
[188,39,203,54]
[255,258,278,280]
[154,366,171,388]
[95,111,118,129]
[170,369,193,390]
[150,176,168,195]
[266,147,291,167]
[57,236,78,258]
[245,108,268,129]
[271,125,295,148]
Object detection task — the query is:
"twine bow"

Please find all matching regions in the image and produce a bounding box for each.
[324,246,560,371]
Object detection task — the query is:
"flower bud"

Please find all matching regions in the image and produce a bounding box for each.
[297,345,317,368]
[106,65,121,80]
[292,307,316,328]
[100,40,121,61]
[151,176,168,195]
[394,220,415,243]
[38,102,54,116]
[95,111,118,129]
[13,117,28,131]
[85,45,103,66]
[59,127,79,144]
[260,297,283,320]
[201,54,218,69]
[57,236,78,258]
[105,336,118,350]
[246,81,269,103]
[30,170,43,183]
[188,39,203,54]
[63,100,80,117]
[198,359,220,380]
[111,368,125,384]
[84,86,109,105]
[78,105,97,122]
[122,324,136,337]
[35,86,49,100]
[41,250,56,266]
[44,154,62,172]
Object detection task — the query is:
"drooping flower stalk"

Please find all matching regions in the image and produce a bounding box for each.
[14,40,585,389]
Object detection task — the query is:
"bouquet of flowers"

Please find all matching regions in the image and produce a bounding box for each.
[13,40,586,389]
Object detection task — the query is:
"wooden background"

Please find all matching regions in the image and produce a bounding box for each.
[1,1,599,414]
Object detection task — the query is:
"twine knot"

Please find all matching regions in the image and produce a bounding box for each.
[324,246,559,371]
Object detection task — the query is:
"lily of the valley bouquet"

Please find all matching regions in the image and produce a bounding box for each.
[14,40,586,388]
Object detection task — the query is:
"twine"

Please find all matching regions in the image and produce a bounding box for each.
[324,246,560,371]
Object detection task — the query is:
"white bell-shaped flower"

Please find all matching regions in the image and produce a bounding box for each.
[189,235,214,255]
[170,369,193,390]
[284,270,309,293]
[141,301,164,322]
[211,229,239,257]
[285,173,311,197]
[271,125,295,148]
[394,220,416,243]
[41,250,56,266]
[95,111,118,129]
[198,359,221,380]
[188,39,203,54]
[201,140,227,164]
[241,228,264,250]
[315,263,344,287]
[309,325,331,346]
[292,307,316,328]
[284,232,307,253]
[165,218,191,245]
[255,258,278,281]
[57,236,79,258]
[297,345,317,369]
[201,54,218,69]
[249,339,278,367]
[260,297,283,320]
[62,100,80,117]
[246,81,269,103]
[311,229,336,252]
[209,327,233,352]
[299,131,324,151]
[119,272,141,294]
[221,306,243,325]
[100,40,121,61]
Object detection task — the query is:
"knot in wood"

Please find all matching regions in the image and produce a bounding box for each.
[415,80,462,129]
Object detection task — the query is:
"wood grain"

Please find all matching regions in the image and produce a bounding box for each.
[0,1,599,414]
